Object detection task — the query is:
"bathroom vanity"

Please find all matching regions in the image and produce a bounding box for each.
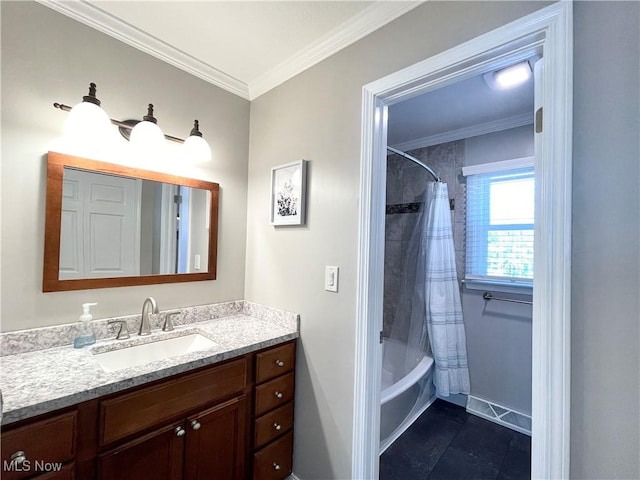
[0,302,298,480]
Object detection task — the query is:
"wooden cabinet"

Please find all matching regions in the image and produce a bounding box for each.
[0,410,77,480]
[184,396,247,480]
[97,422,184,480]
[252,342,296,480]
[96,357,248,480]
[97,395,247,480]
[98,358,247,447]
[1,340,296,480]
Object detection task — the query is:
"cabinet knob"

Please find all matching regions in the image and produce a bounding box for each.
[190,420,201,431]
[10,451,27,466]
[275,360,285,367]
[273,462,281,471]
[273,422,282,431]
[274,391,283,399]
[175,426,186,437]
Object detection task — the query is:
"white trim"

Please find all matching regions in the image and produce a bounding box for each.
[391,112,533,152]
[354,3,572,479]
[36,0,249,99]
[461,156,534,176]
[463,279,533,296]
[249,2,421,99]
[37,0,421,101]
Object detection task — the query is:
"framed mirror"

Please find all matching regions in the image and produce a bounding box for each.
[43,152,219,292]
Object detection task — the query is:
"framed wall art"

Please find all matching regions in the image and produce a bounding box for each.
[270,160,308,226]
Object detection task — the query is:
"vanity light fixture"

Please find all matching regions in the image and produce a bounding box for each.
[53,83,212,162]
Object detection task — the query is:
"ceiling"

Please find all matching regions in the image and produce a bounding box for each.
[40,0,534,139]
[39,0,421,100]
[387,66,535,149]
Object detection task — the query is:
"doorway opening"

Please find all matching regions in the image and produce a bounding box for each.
[379,54,537,478]
[353,3,572,479]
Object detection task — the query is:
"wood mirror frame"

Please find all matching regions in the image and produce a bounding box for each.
[43,152,219,292]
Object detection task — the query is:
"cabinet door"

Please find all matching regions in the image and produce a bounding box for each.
[97,422,184,480]
[184,395,247,480]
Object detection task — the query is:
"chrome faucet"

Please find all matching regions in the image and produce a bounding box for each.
[139,297,158,336]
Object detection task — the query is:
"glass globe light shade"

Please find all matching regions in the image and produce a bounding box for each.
[183,134,212,164]
[130,120,166,154]
[63,101,113,144]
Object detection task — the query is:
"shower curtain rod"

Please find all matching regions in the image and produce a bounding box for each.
[386,146,441,182]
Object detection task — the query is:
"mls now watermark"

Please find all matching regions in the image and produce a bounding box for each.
[3,458,64,473]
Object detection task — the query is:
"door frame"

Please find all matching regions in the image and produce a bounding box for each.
[353,3,573,479]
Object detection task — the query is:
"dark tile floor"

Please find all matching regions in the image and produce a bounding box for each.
[380,399,531,480]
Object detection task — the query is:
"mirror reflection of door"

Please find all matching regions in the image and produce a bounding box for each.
[59,167,211,279]
[60,169,141,279]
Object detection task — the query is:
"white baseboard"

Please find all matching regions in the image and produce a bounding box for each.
[288,473,301,480]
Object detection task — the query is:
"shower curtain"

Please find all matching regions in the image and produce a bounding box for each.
[423,182,470,396]
[389,181,470,396]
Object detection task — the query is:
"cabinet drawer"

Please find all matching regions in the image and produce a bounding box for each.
[1,411,76,480]
[256,342,295,383]
[254,372,294,417]
[253,431,293,480]
[99,358,247,446]
[254,402,294,449]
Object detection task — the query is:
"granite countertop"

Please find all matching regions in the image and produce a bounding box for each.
[0,301,299,426]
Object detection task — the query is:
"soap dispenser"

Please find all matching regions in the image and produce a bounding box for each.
[74,302,97,348]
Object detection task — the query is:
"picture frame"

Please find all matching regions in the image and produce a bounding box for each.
[270,160,308,226]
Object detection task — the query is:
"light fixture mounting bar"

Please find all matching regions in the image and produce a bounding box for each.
[53,102,185,143]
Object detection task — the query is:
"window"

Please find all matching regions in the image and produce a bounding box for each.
[464,161,534,285]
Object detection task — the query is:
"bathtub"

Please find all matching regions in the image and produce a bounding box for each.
[380,337,436,454]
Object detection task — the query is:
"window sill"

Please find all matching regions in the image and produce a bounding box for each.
[463,278,533,296]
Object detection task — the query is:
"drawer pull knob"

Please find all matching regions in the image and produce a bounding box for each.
[275,360,285,367]
[190,420,201,431]
[274,391,283,399]
[10,451,27,466]
[273,422,282,431]
[175,427,186,437]
[273,462,281,471]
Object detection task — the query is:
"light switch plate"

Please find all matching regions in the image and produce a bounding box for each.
[325,266,339,292]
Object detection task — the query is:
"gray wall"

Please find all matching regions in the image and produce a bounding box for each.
[245,2,552,478]
[571,2,640,478]
[462,126,534,415]
[246,2,639,478]
[0,2,250,331]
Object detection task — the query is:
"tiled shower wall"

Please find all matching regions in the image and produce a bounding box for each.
[383,140,466,336]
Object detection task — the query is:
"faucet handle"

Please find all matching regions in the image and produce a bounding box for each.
[163,312,180,332]
[108,320,130,340]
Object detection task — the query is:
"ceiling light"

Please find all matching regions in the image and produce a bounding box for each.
[483,61,532,90]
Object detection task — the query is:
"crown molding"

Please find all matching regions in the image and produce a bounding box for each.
[36,0,250,99]
[248,1,423,99]
[390,112,533,151]
[37,0,422,101]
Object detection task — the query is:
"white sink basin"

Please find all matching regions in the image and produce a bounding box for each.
[93,334,218,372]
